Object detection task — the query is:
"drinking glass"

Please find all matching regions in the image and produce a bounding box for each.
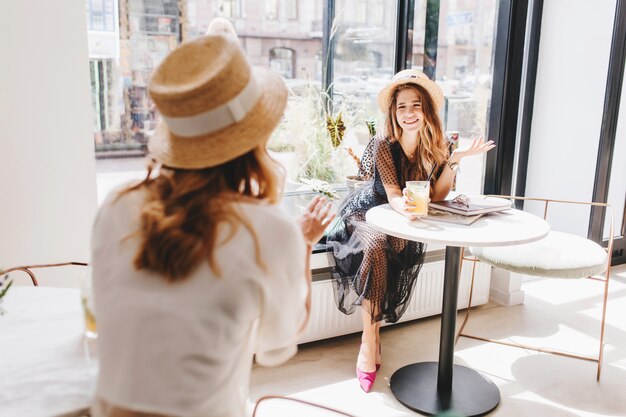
[405,181,430,216]
[80,268,97,340]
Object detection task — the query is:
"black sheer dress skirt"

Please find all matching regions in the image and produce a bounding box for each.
[326,136,428,324]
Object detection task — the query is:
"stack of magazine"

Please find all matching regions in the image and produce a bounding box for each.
[423,195,512,226]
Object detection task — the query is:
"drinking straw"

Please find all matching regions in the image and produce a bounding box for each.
[426,163,437,183]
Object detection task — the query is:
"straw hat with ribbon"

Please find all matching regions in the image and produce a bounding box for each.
[148,35,287,169]
[205,17,238,38]
[377,69,444,113]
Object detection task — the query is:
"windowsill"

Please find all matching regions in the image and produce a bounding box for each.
[311,244,446,278]
[95,159,449,278]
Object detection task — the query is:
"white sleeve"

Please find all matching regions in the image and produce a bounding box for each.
[254,218,308,367]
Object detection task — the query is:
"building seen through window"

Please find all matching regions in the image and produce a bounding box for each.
[217,0,238,18]
[86,0,117,31]
[265,0,279,20]
[88,0,498,195]
[286,0,298,20]
[270,47,296,79]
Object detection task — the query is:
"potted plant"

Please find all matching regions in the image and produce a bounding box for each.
[268,81,371,197]
[0,271,13,315]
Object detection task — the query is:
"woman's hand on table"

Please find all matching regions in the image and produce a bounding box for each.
[391,190,426,221]
[298,195,336,247]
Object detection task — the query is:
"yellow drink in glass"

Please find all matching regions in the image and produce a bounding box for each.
[82,296,97,339]
[80,267,98,340]
[406,181,430,216]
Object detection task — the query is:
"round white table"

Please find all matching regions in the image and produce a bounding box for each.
[0,287,97,417]
[366,204,550,416]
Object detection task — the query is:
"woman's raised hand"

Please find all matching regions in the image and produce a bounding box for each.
[451,136,495,160]
[298,195,336,246]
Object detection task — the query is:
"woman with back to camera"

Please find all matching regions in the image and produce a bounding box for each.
[326,69,494,392]
[90,34,334,417]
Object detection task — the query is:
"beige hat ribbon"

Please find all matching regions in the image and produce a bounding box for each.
[161,75,262,137]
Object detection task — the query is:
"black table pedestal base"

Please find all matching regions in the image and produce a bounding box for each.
[390,362,500,416]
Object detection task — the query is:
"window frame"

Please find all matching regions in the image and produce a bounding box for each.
[269,47,296,79]
[265,0,279,20]
[286,0,299,20]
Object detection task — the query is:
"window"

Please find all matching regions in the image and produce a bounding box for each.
[270,47,295,79]
[333,0,396,118]
[90,59,123,147]
[87,0,179,155]
[91,0,501,201]
[412,0,498,194]
[353,0,384,26]
[86,0,116,32]
[218,0,239,18]
[355,0,367,24]
[371,0,384,26]
[265,0,278,20]
[286,0,298,20]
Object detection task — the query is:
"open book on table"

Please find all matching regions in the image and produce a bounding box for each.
[421,208,484,226]
[428,194,512,216]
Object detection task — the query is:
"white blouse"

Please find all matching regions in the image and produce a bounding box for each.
[90,187,307,417]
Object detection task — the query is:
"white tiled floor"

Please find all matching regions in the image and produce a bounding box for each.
[249,265,626,416]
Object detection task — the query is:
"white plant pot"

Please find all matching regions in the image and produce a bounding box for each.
[345,175,367,192]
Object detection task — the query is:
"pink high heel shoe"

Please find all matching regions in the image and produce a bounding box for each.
[356,367,376,392]
[375,342,382,371]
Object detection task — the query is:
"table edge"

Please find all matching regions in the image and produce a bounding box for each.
[366,204,550,247]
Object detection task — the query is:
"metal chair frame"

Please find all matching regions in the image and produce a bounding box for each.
[253,395,356,417]
[2,262,89,286]
[455,196,614,381]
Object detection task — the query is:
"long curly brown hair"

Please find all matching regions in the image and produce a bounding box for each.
[119,146,282,282]
[385,83,449,181]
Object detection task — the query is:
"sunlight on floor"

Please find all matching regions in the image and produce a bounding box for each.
[250,264,626,417]
[252,379,409,417]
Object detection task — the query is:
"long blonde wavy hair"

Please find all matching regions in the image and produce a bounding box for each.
[119,146,282,282]
[385,83,449,180]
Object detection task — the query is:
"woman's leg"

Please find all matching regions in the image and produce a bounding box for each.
[351,223,388,387]
[375,321,382,367]
[357,299,378,373]
[357,242,387,373]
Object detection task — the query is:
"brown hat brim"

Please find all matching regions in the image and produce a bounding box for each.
[377,76,445,114]
[148,67,287,169]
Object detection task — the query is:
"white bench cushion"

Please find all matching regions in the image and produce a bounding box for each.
[470,231,608,279]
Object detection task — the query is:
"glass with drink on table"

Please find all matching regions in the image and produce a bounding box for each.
[405,180,429,217]
[80,268,97,339]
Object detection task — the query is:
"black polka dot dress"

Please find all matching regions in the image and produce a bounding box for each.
[326,135,430,323]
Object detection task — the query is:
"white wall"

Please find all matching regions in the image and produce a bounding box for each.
[525,0,616,235]
[0,1,97,286]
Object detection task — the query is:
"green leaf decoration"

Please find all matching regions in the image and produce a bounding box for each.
[0,279,13,299]
[366,118,376,138]
[300,178,340,200]
[326,112,346,148]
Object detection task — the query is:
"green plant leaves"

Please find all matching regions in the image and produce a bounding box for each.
[326,112,346,148]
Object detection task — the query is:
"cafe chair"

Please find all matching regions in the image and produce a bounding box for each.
[2,262,89,286]
[252,396,357,417]
[455,196,614,381]
[252,396,463,417]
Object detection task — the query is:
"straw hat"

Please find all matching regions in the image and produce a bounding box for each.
[147,35,287,169]
[377,69,444,113]
[206,17,237,38]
